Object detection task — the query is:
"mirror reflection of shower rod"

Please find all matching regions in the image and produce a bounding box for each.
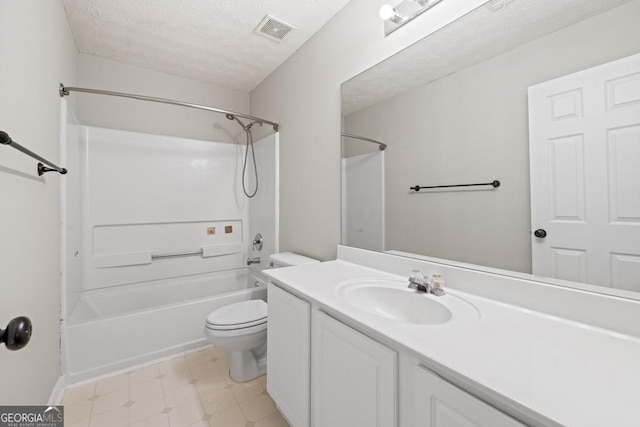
[341,133,387,150]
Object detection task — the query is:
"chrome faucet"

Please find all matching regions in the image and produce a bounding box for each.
[247,257,261,266]
[408,270,445,296]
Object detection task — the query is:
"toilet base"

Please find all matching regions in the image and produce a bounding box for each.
[229,349,267,382]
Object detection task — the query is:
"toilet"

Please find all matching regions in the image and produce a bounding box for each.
[204,252,319,382]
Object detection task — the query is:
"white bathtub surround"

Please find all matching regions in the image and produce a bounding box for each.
[264,245,640,427]
[64,267,266,385]
[62,347,288,427]
[61,107,279,385]
[247,131,280,269]
[65,125,252,291]
[341,151,385,251]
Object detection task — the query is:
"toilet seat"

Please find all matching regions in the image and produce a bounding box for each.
[205,321,267,338]
[206,300,267,331]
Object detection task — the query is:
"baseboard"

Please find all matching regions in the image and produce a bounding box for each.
[48,376,66,405]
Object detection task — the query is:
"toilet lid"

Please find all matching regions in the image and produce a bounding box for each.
[206,300,267,327]
[205,319,267,332]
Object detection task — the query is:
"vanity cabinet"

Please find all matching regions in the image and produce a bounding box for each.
[311,310,397,427]
[412,365,525,427]
[267,282,523,427]
[266,283,311,427]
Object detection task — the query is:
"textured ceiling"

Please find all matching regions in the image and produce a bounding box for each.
[342,0,633,116]
[62,0,351,91]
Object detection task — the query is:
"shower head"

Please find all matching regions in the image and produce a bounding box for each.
[245,121,264,130]
[225,113,264,132]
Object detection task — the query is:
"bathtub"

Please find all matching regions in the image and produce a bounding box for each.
[63,268,266,384]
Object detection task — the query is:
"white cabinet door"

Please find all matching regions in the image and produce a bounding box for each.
[529,53,640,289]
[267,283,311,427]
[312,310,396,427]
[414,366,524,427]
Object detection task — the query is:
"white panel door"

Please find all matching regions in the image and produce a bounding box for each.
[267,284,311,427]
[414,366,525,427]
[312,310,396,427]
[529,53,640,290]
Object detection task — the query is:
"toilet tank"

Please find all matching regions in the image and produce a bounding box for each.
[269,252,319,268]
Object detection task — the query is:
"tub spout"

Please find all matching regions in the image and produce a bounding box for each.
[247,257,261,266]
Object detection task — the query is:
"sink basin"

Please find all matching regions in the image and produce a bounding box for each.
[339,281,453,325]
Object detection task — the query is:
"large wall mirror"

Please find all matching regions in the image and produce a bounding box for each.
[341,0,640,297]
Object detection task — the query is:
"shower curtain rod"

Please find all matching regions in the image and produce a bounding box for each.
[341,133,387,150]
[59,84,279,132]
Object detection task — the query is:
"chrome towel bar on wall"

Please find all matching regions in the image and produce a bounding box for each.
[0,130,68,176]
[410,180,500,192]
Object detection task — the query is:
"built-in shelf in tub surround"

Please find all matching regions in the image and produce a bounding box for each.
[263,246,640,427]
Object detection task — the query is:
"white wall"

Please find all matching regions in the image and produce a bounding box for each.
[0,1,77,404]
[345,2,640,273]
[77,54,250,143]
[251,0,488,261]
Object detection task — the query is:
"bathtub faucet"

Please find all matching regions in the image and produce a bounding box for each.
[247,257,261,266]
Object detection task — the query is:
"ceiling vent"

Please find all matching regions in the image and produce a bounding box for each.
[255,15,296,42]
[484,0,517,12]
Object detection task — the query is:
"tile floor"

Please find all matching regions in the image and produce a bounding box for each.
[62,346,288,427]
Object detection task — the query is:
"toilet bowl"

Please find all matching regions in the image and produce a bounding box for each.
[204,252,319,382]
[204,299,268,382]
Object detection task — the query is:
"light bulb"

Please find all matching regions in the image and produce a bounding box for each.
[379,4,396,20]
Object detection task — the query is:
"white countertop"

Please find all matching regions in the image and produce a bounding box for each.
[264,259,640,427]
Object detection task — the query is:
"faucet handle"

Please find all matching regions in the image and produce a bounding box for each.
[411,270,425,281]
[408,270,428,292]
[428,274,445,296]
[252,233,263,251]
[408,269,423,284]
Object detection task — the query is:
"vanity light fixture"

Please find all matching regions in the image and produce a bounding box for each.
[379,4,406,24]
[380,0,445,36]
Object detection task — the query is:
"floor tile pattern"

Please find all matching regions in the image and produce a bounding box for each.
[63,347,288,427]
